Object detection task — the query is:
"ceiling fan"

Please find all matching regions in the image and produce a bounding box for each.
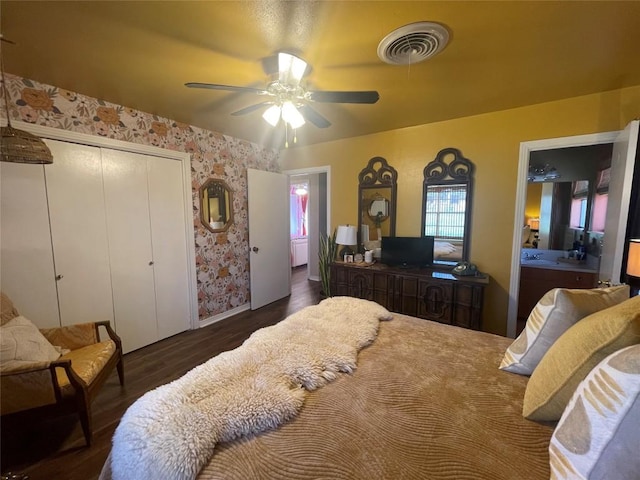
[185,52,379,130]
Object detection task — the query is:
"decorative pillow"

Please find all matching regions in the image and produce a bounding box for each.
[500,285,630,375]
[1,291,20,326]
[523,295,640,421]
[549,344,640,480]
[0,315,62,366]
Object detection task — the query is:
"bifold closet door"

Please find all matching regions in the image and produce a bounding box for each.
[147,157,191,340]
[0,162,60,328]
[44,140,114,326]
[101,149,158,353]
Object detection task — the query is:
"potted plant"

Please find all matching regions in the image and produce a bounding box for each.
[319,228,338,298]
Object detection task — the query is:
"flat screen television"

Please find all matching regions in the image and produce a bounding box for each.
[381,236,435,268]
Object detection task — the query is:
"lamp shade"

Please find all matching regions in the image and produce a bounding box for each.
[527,218,540,230]
[627,240,640,278]
[335,225,357,246]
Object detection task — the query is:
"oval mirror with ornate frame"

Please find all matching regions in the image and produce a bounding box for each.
[421,148,474,263]
[200,178,234,233]
[358,157,398,248]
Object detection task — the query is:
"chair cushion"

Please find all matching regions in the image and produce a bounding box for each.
[500,285,629,375]
[1,316,61,367]
[56,340,116,392]
[523,295,640,421]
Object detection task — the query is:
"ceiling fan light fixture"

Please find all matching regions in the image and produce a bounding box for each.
[278,52,307,86]
[262,104,281,126]
[281,101,305,129]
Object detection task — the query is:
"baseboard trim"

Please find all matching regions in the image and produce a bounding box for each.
[308,274,321,282]
[199,303,251,328]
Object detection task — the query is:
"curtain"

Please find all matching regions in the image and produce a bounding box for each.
[290,184,308,238]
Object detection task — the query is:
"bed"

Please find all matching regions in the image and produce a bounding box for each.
[99,293,640,480]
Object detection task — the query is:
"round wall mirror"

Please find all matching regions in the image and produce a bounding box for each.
[367,194,389,223]
[200,178,233,233]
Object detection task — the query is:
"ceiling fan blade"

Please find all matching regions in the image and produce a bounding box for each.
[185,82,266,95]
[231,102,272,116]
[297,105,331,128]
[308,90,379,104]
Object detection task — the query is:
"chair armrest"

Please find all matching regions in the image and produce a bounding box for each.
[95,321,123,353]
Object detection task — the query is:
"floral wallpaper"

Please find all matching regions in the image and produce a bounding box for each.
[4,73,280,321]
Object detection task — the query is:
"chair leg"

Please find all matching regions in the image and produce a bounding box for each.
[116,356,125,386]
[78,408,93,447]
[76,392,92,446]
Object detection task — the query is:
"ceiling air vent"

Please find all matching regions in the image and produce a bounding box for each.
[377,21,450,65]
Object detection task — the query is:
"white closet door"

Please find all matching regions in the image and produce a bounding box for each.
[102,149,158,353]
[147,156,191,339]
[0,163,60,328]
[44,140,114,326]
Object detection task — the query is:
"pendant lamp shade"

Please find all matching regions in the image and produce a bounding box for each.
[1,124,53,164]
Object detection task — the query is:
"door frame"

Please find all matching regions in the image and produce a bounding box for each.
[283,165,332,281]
[13,120,199,330]
[507,130,619,338]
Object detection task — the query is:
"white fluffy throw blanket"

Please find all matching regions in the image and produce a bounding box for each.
[110,297,392,480]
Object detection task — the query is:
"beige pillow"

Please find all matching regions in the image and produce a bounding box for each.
[549,344,640,480]
[500,285,630,375]
[523,295,640,421]
[0,315,61,366]
[1,291,20,326]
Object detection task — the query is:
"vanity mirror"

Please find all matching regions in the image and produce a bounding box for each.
[200,178,233,233]
[421,148,474,263]
[358,157,397,247]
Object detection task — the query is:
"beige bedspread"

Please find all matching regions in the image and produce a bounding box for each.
[195,314,554,479]
[100,313,554,479]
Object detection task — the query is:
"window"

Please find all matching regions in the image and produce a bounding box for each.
[424,184,467,239]
[570,197,587,229]
[591,193,608,232]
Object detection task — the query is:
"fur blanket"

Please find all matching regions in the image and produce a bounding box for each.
[110,297,392,480]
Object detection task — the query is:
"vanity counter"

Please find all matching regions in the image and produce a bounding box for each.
[520,248,598,273]
[520,259,598,274]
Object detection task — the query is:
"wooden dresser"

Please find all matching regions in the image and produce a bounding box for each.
[330,262,489,330]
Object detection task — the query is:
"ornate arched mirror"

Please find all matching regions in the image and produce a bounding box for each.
[200,178,234,233]
[358,157,397,248]
[421,148,474,263]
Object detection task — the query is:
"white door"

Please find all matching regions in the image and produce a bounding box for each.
[600,120,639,284]
[248,169,291,309]
[0,162,60,328]
[102,149,158,353]
[147,156,191,339]
[44,140,114,326]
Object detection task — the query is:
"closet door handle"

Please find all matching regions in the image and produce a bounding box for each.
[55,274,63,281]
[149,261,154,266]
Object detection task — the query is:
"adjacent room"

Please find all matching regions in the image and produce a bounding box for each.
[1,2,639,479]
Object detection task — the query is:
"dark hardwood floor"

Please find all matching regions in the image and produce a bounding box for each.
[1,266,321,480]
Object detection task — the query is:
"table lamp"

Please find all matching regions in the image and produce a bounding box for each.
[336,225,357,260]
[626,239,640,296]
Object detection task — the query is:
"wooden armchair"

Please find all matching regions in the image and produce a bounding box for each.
[0,293,124,446]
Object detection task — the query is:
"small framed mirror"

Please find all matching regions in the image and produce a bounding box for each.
[358,157,397,247]
[200,178,233,233]
[421,148,474,263]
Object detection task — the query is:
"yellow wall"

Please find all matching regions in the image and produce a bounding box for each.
[525,183,543,224]
[280,86,640,335]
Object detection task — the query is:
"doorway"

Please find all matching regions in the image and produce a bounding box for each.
[507,131,619,337]
[284,166,331,282]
